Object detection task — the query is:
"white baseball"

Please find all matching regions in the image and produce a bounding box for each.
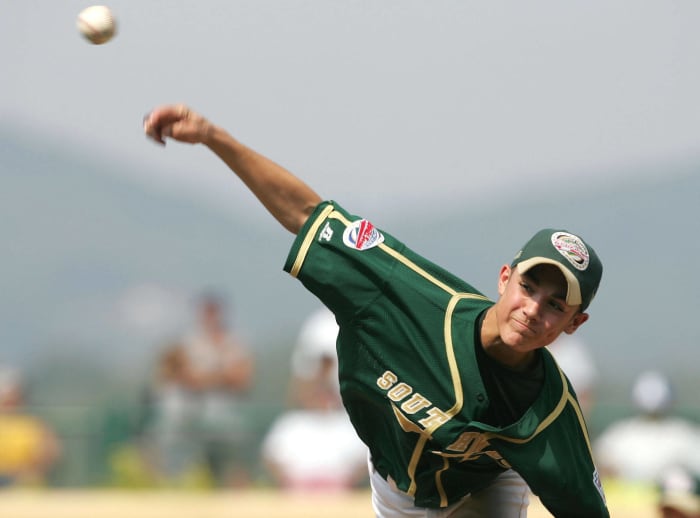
[77,6,117,45]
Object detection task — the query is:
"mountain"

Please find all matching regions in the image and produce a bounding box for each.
[2,129,307,370]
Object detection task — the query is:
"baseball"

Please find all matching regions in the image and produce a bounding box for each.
[77,5,116,45]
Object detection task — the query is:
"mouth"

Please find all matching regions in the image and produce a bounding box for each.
[511,318,534,335]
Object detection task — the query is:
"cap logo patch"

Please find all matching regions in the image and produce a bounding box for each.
[551,232,589,271]
[343,219,384,251]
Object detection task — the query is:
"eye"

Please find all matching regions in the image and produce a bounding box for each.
[546,298,567,312]
[519,281,534,295]
[549,300,564,312]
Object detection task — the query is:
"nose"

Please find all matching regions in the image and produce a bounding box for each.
[522,296,542,321]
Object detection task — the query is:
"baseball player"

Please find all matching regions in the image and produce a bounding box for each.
[144,105,609,517]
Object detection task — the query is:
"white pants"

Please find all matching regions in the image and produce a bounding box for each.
[369,456,529,518]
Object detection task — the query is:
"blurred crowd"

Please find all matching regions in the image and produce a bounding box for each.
[2,294,700,516]
[548,335,700,517]
[0,366,61,487]
[136,297,366,492]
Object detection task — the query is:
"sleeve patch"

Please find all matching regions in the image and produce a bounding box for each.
[343,219,384,250]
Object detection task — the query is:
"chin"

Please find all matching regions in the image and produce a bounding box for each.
[501,332,529,350]
[503,329,541,352]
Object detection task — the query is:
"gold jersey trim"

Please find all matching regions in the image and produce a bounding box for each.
[289,204,335,277]
[374,254,489,498]
[485,367,570,445]
[435,457,451,507]
[375,239,490,498]
[567,392,594,458]
[430,368,571,506]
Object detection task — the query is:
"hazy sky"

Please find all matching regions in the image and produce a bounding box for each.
[4,1,700,216]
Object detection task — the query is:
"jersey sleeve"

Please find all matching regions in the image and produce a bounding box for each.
[283,201,401,323]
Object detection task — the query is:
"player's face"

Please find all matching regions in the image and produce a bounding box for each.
[495,264,588,352]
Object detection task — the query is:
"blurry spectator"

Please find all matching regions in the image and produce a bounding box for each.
[288,306,343,409]
[141,342,198,482]
[144,294,255,487]
[183,294,255,486]
[657,466,700,518]
[261,308,368,491]
[594,370,700,484]
[0,366,61,487]
[548,335,599,418]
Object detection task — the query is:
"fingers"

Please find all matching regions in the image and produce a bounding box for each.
[143,104,190,145]
[143,109,166,145]
[143,113,165,145]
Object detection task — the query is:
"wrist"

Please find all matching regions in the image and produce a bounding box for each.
[201,121,219,146]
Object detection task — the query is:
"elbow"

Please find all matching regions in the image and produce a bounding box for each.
[285,211,311,235]
[286,198,321,234]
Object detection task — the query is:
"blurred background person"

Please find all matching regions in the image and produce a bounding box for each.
[181,293,255,487]
[142,293,255,487]
[594,370,700,484]
[0,366,61,488]
[547,334,600,419]
[261,308,368,492]
[140,341,198,484]
[287,306,343,409]
[657,466,700,518]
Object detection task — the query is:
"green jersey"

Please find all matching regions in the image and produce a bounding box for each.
[284,201,609,517]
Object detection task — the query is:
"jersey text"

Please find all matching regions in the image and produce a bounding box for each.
[376,370,451,432]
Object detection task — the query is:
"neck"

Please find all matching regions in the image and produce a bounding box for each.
[480,307,536,372]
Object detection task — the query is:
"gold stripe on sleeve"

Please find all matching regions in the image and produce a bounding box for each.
[289,204,335,278]
[326,210,489,302]
[379,245,459,297]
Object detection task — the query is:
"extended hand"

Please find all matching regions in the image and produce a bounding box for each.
[143,104,213,145]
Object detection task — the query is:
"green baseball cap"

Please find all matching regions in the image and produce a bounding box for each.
[511,229,603,311]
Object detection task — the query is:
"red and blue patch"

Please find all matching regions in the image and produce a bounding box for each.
[343,219,384,251]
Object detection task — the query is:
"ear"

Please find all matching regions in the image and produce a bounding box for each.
[497,264,512,297]
[564,312,589,334]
